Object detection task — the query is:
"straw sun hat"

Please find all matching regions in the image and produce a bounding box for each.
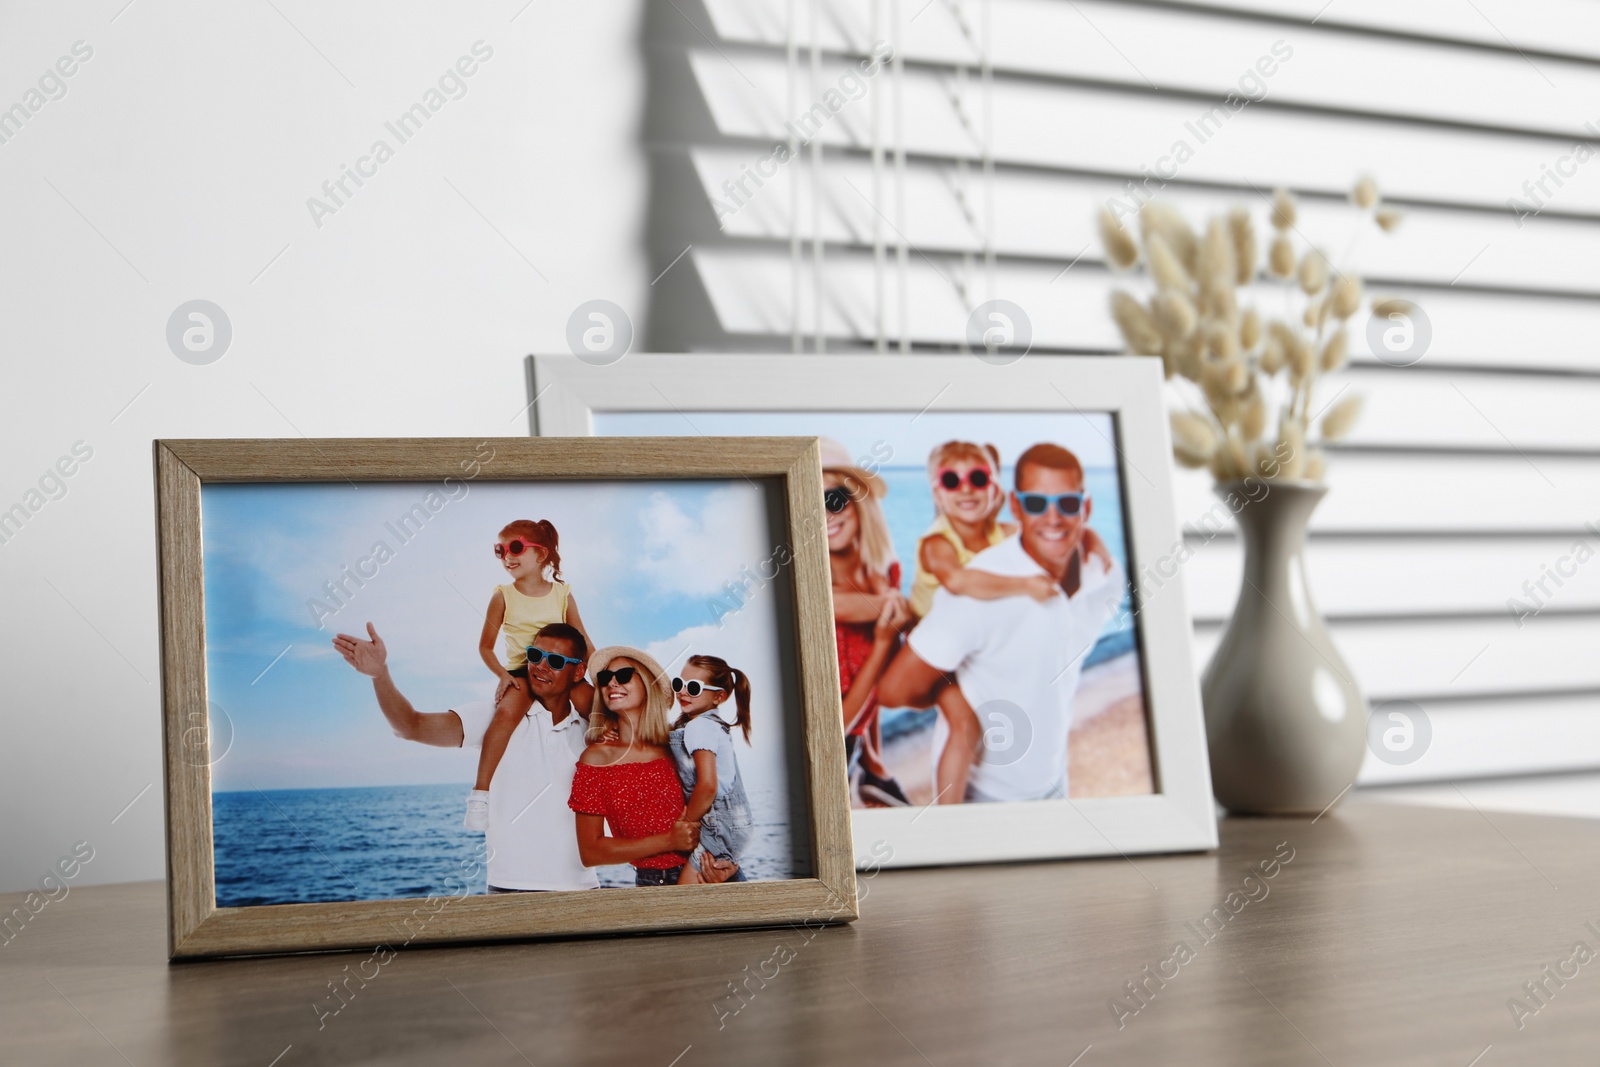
[819,436,886,499]
[586,645,672,707]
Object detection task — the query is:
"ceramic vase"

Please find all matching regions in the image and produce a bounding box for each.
[1201,480,1367,815]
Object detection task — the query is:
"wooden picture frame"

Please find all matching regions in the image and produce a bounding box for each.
[155,436,856,959]
[531,354,1219,869]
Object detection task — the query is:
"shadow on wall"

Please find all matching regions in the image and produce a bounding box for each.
[636,0,817,353]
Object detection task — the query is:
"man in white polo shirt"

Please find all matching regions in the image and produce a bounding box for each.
[878,442,1126,803]
[332,621,599,892]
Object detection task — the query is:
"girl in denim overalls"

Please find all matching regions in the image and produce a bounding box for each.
[668,655,754,884]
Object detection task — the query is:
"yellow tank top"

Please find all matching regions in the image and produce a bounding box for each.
[498,580,570,668]
[909,515,1009,617]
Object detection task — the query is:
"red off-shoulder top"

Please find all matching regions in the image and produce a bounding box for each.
[568,757,687,869]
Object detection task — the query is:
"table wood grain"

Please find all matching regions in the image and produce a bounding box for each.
[4,797,1599,1066]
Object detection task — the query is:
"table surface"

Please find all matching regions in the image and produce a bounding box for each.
[4,797,1599,1066]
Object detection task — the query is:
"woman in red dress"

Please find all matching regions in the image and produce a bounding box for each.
[821,439,914,807]
[569,645,735,886]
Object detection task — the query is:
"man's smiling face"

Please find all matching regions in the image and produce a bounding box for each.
[526,634,582,700]
[1011,462,1091,580]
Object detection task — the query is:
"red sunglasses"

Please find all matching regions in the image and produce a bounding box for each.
[938,467,992,491]
[494,539,543,559]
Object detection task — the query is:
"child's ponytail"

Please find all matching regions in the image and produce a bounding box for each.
[532,519,562,581]
[728,667,752,743]
[685,654,752,743]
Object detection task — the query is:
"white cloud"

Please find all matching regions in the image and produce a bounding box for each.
[634,485,771,598]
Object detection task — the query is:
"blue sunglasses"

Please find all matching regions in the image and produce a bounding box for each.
[1018,491,1086,517]
[524,646,581,670]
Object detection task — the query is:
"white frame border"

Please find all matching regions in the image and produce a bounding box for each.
[531,353,1218,868]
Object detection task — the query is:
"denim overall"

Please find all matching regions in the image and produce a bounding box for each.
[668,716,754,879]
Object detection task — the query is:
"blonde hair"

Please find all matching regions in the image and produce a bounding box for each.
[925,440,1005,525]
[586,654,672,746]
[826,471,897,579]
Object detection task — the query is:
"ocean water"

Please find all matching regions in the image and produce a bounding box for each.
[213,783,799,907]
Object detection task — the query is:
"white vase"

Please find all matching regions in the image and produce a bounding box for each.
[1200,481,1367,815]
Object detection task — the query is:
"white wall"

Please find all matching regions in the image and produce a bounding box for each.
[0,1,649,893]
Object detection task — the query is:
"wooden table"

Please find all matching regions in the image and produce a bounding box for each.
[4,797,1599,1065]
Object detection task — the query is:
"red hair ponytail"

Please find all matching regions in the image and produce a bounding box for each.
[499,519,563,580]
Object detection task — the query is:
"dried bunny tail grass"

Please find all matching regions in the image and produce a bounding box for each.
[1320,394,1364,441]
[1209,435,1250,482]
[1248,441,1273,476]
[1320,328,1349,372]
[1303,298,1324,329]
[1277,418,1306,479]
[1200,359,1240,413]
[1370,296,1415,319]
[1152,289,1199,340]
[1329,274,1363,319]
[1225,436,1250,480]
[1303,448,1327,481]
[1110,291,1164,355]
[1298,249,1330,295]
[1228,207,1257,285]
[1146,233,1191,291]
[1260,334,1286,375]
[1140,202,1199,273]
[1240,307,1263,351]
[1200,283,1239,325]
[1167,332,1205,382]
[1268,234,1296,277]
[1200,219,1237,296]
[1241,387,1268,441]
[1170,412,1219,466]
[1098,206,1140,269]
[1287,331,1314,381]
[1270,188,1298,230]
[1224,357,1249,393]
[1376,208,1403,232]
[1205,319,1241,363]
[1352,176,1379,210]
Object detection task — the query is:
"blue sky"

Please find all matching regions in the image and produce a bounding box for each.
[595,409,1124,474]
[203,478,796,794]
[597,408,1134,579]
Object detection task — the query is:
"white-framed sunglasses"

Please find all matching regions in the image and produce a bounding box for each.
[671,677,725,697]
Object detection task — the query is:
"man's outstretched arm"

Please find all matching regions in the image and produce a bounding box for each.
[333,623,465,748]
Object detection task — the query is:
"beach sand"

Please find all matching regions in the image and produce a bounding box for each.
[870,649,1153,805]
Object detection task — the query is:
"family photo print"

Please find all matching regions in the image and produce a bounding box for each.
[155,436,854,958]
[533,354,1217,868]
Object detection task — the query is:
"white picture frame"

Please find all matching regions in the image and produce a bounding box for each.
[530,353,1217,868]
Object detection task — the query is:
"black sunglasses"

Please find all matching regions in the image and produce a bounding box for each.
[524,646,580,670]
[596,666,637,687]
[672,677,726,697]
[824,486,852,513]
[1018,491,1086,517]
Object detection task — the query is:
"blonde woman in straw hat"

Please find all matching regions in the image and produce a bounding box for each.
[820,437,914,807]
[568,646,736,885]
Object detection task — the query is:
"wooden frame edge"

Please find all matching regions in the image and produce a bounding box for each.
[157,435,857,958]
[155,442,216,957]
